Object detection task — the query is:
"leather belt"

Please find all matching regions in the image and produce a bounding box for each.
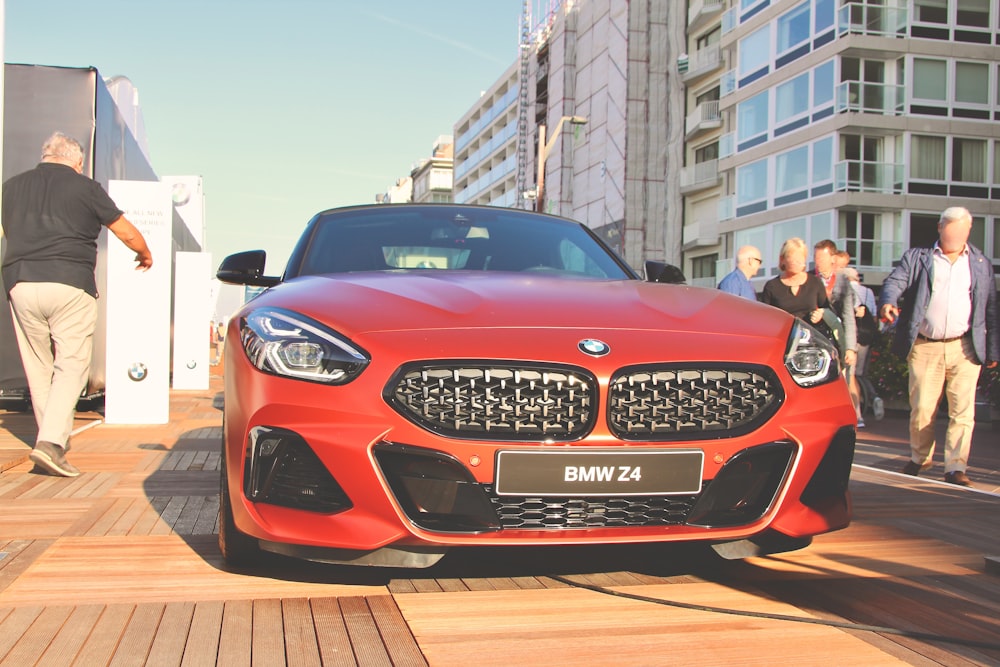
[916,333,967,343]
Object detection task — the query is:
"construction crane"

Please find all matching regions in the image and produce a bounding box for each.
[515,0,532,209]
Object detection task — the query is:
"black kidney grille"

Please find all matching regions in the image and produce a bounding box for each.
[486,487,704,529]
[390,365,596,440]
[609,366,781,440]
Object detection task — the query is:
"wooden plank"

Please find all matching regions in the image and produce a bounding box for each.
[108,603,164,667]
[216,599,252,667]
[145,601,195,666]
[72,604,134,666]
[309,597,356,667]
[0,540,51,595]
[251,598,285,667]
[281,598,322,667]
[367,595,427,667]
[36,604,105,667]
[0,604,68,665]
[180,600,224,667]
[339,597,392,667]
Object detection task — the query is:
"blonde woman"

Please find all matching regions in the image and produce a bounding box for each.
[761,237,830,325]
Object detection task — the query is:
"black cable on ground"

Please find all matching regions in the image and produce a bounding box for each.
[549,574,1000,652]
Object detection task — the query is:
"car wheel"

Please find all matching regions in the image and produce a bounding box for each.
[218,441,264,567]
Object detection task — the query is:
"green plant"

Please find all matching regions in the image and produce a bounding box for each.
[866,328,1000,409]
[865,329,909,402]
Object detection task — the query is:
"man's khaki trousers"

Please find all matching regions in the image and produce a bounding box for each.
[907,336,982,474]
[8,282,97,448]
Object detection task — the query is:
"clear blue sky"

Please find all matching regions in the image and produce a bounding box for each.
[4,0,523,273]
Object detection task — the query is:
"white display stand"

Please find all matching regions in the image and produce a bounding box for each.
[172,252,212,390]
[104,180,173,424]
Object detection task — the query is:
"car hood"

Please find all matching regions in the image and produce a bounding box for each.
[251,271,790,340]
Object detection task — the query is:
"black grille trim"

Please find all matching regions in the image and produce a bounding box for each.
[608,364,784,441]
[485,485,706,529]
[386,362,598,442]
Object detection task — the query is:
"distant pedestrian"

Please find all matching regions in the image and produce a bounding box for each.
[2,132,153,477]
[813,240,858,424]
[879,206,999,487]
[717,245,761,300]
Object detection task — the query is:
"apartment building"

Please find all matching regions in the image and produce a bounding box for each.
[682,0,1000,290]
[453,62,521,208]
[411,136,455,203]
[454,1,688,272]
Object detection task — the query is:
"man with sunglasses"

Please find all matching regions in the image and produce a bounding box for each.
[717,245,762,301]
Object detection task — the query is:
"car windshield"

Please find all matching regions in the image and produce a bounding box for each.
[289,206,632,280]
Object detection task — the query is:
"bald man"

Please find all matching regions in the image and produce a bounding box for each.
[717,245,762,300]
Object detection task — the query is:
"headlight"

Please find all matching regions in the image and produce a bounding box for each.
[240,308,369,384]
[784,319,840,387]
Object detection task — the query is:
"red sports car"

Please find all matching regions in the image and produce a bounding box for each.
[216,204,855,568]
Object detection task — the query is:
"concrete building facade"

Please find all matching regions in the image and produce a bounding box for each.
[682,0,1000,289]
[453,1,688,272]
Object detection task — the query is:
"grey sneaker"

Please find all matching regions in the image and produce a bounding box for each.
[872,396,885,420]
[29,441,81,477]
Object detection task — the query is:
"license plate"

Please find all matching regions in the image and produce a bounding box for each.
[494,449,704,496]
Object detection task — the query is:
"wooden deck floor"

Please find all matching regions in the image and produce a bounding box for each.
[1,375,999,665]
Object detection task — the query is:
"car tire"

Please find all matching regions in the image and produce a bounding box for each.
[218,441,264,567]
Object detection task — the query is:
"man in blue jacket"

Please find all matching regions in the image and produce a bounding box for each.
[879,206,999,487]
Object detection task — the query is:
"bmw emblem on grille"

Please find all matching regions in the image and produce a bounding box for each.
[578,339,610,357]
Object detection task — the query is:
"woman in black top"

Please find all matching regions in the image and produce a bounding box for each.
[761,237,830,323]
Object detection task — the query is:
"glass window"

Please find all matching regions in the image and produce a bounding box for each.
[912,59,947,101]
[911,135,946,180]
[812,137,833,182]
[777,2,811,54]
[994,141,1000,184]
[736,159,768,205]
[775,73,810,124]
[914,0,948,24]
[814,0,835,33]
[695,142,719,163]
[697,26,721,50]
[776,147,809,194]
[691,254,718,280]
[811,212,834,246]
[993,218,1000,259]
[813,61,834,107]
[969,216,985,254]
[739,26,770,77]
[955,62,989,105]
[737,91,769,142]
[952,138,987,183]
[956,0,989,27]
[774,218,808,248]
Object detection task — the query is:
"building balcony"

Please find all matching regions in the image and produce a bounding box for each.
[837,3,908,38]
[720,69,736,97]
[680,159,721,194]
[680,46,722,84]
[721,7,736,35]
[835,81,905,115]
[685,100,721,139]
[718,196,734,222]
[834,160,904,194]
[718,132,734,159]
[688,0,723,34]
[682,219,720,249]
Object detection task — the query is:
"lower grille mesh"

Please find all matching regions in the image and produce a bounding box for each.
[486,486,705,529]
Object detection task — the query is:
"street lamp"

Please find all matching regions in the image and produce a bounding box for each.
[536,115,588,212]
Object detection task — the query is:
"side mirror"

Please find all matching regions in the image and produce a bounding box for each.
[645,260,686,284]
[217,250,281,287]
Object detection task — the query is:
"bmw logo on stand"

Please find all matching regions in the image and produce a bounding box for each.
[128,362,149,382]
[578,339,610,357]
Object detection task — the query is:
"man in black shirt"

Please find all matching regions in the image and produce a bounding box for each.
[2,132,153,476]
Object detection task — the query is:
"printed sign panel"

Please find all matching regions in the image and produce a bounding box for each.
[105,180,172,424]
